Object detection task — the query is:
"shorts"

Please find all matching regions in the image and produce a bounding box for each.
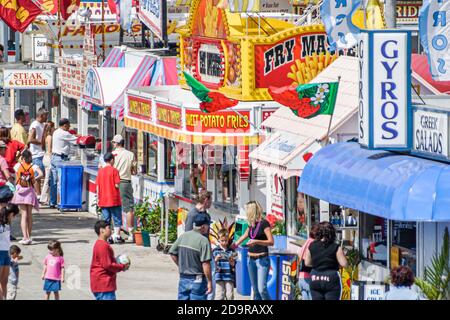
[32,156,45,175]
[0,250,10,266]
[43,279,61,292]
[119,181,134,212]
[101,206,123,227]
[93,291,116,300]
[7,283,17,300]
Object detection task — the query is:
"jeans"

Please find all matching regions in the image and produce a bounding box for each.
[93,291,116,300]
[50,154,68,206]
[247,256,271,300]
[178,274,207,300]
[32,156,45,173]
[101,206,123,227]
[298,277,312,300]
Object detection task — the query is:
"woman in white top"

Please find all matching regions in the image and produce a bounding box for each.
[0,204,19,300]
[40,122,55,205]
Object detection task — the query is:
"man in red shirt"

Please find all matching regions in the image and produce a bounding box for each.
[90,220,129,300]
[95,152,124,244]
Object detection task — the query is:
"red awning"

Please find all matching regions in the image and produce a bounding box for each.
[412,54,450,94]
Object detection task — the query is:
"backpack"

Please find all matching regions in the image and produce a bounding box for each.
[17,163,34,188]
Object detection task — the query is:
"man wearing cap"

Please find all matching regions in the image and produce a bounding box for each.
[111,134,137,241]
[28,107,48,199]
[10,109,28,145]
[169,214,213,300]
[96,152,124,244]
[49,118,79,208]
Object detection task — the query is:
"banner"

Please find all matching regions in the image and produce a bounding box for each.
[419,0,450,80]
[0,0,43,33]
[321,0,361,50]
[116,0,133,32]
[45,0,80,20]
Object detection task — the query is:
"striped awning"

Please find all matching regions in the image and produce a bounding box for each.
[124,117,261,146]
[81,47,125,111]
[110,57,157,120]
[101,47,124,67]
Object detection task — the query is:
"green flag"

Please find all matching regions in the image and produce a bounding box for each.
[296,81,339,118]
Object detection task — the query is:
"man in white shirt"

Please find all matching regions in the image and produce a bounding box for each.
[28,107,48,198]
[49,118,79,208]
[111,135,137,242]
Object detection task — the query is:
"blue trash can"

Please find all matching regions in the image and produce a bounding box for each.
[268,251,298,300]
[267,255,278,299]
[236,246,251,296]
[57,164,83,210]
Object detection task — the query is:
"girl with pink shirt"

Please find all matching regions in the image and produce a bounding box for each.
[42,240,65,300]
[297,223,319,300]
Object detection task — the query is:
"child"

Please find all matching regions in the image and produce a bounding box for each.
[42,240,65,300]
[7,245,22,300]
[213,229,236,300]
[95,152,124,244]
[0,204,19,300]
[12,150,43,245]
[90,220,129,300]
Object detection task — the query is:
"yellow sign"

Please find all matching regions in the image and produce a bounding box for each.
[391,246,400,269]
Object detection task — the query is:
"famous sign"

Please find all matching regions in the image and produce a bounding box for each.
[358,30,412,151]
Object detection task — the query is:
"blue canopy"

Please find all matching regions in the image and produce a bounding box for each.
[298,142,450,222]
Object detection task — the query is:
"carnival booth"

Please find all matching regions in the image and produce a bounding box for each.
[122,0,335,227]
[298,29,450,300]
[249,55,359,252]
[82,48,178,215]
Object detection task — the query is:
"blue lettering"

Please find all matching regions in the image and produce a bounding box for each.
[433,11,447,27]
[381,40,398,59]
[382,122,399,140]
[381,101,399,120]
[338,32,348,44]
[381,82,398,100]
[335,0,348,8]
[432,35,448,51]
[438,58,446,74]
[381,61,398,79]
[336,14,347,26]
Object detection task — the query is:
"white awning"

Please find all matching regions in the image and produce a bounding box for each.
[250,131,322,179]
[250,55,359,178]
[82,67,136,107]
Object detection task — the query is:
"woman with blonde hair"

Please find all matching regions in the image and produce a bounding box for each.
[40,121,55,205]
[234,201,273,300]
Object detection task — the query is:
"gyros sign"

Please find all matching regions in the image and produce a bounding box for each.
[358,31,412,150]
[3,69,56,89]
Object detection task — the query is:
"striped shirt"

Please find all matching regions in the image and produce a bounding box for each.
[213,246,235,282]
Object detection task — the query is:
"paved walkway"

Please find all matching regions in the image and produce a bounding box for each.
[10,208,179,300]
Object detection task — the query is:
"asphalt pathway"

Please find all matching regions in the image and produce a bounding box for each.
[9,208,180,300]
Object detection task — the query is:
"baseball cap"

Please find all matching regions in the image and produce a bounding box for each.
[194,213,211,227]
[111,134,124,143]
[0,141,6,148]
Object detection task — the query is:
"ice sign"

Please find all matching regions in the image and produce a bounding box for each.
[419,1,450,80]
[320,0,362,50]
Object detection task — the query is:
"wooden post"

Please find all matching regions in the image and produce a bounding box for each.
[58,0,62,57]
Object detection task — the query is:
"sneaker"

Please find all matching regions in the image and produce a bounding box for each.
[18,239,28,244]
[25,239,33,245]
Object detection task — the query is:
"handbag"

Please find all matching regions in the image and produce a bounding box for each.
[299,240,313,273]
[0,184,14,202]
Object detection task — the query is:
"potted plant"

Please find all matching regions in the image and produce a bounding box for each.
[133,197,159,247]
[415,227,450,300]
[159,209,178,253]
[343,247,362,300]
[271,219,287,250]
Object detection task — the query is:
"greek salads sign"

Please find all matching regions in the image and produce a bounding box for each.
[358,30,412,150]
[413,108,448,158]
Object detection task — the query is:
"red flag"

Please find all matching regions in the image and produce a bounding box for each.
[108,0,117,14]
[49,0,80,20]
[0,0,43,33]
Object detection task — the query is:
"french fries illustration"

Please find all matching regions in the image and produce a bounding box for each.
[287,52,338,86]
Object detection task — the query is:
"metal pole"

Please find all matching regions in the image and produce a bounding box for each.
[325,76,341,145]
[161,0,168,48]
[9,89,14,126]
[58,0,62,57]
[384,0,397,28]
[101,0,106,61]
[164,193,169,247]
